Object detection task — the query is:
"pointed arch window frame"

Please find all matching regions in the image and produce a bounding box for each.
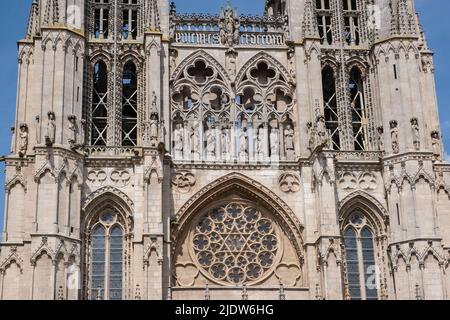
[342,213,380,300]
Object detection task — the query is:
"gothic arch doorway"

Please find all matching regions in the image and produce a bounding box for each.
[171,173,304,298]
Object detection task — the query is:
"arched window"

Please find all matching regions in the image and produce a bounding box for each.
[122,61,138,146]
[349,67,368,150]
[343,0,360,45]
[91,61,109,146]
[322,66,340,150]
[315,0,333,45]
[343,213,379,300]
[92,0,111,39]
[89,213,124,300]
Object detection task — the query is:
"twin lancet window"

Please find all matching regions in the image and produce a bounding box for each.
[315,0,361,46]
[90,60,138,146]
[321,65,368,151]
[90,214,124,300]
[93,0,139,40]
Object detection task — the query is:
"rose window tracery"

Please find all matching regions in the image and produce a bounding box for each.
[191,202,282,285]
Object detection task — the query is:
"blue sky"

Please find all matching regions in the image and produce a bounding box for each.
[0,1,448,233]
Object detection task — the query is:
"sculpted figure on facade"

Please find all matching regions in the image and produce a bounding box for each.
[270,122,279,157]
[173,122,184,159]
[256,125,265,159]
[411,117,420,150]
[431,130,441,158]
[45,111,56,146]
[191,122,201,159]
[306,122,316,151]
[18,123,28,157]
[149,112,159,148]
[316,115,329,149]
[205,122,216,158]
[68,114,78,149]
[284,123,295,160]
[239,125,248,160]
[221,123,231,159]
[390,120,399,154]
[377,126,384,151]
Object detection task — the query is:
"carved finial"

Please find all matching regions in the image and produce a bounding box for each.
[279,283,286,300]
[241,284,248,300]
[204,284,210,300]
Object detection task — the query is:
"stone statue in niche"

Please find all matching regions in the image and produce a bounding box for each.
[183,120,190,156]
[45,111,56,147]
[18,123,28,157]
[220,3,239,47]
[169,48,178,72]
[205,123,216,158]
[269,123,279,157]
[221,92,228,107]
[68,114,78,149]
[410,117,420,150]
[191,122,201,158]
[173,122,184,159]
[431,130,441,158]
[284,123,295,160]
[316,115,329,148]
[149,112,159,147]
[239,126,248,159]
[221,124,230,159]
[377,126,384,151]
[256,125,265,159]
[306,122,316,151]
[390,120,399,154]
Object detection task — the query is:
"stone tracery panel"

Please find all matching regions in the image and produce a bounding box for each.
[170,52,296,163]
[174,200,302,288]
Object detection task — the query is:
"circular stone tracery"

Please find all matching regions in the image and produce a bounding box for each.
[191,202,281,285]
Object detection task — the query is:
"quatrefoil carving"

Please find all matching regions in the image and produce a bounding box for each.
[172,170,196,193]
[338,172,378,191]
[250,62,276,85]
[278,172,301,193]
[187,60,214,84]
[87,170,107,187]
[110,170,131,188]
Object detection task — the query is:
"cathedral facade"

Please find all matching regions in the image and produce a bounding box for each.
[0,0,449,300]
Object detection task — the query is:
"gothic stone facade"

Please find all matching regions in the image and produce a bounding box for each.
[0,0,449,300]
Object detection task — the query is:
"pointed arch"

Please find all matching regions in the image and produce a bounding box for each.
[339,191,388,235]
[235,51,294,86]
[171,49,232,86]
[172,172,304,259]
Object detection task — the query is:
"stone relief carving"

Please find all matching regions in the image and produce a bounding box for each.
[172,170,196,193]
[278,172,301,193]
[67,114,79,150]
[110,170,131,188]
[338,172,378,191]
[87,170,107,187]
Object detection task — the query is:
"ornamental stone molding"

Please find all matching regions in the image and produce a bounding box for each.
[278,172,300,193]
[172,170,196,193]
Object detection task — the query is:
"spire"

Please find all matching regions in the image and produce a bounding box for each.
[26,0,40,40]
[44,0,60,26]
[392,0,417,37]
[145,0,161,31]
[302,0,320,39]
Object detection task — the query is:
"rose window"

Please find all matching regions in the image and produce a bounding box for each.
[191,203,281,285]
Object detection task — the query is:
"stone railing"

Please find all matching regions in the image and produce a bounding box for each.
[84,146,141,158]
[170,11,288,46]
